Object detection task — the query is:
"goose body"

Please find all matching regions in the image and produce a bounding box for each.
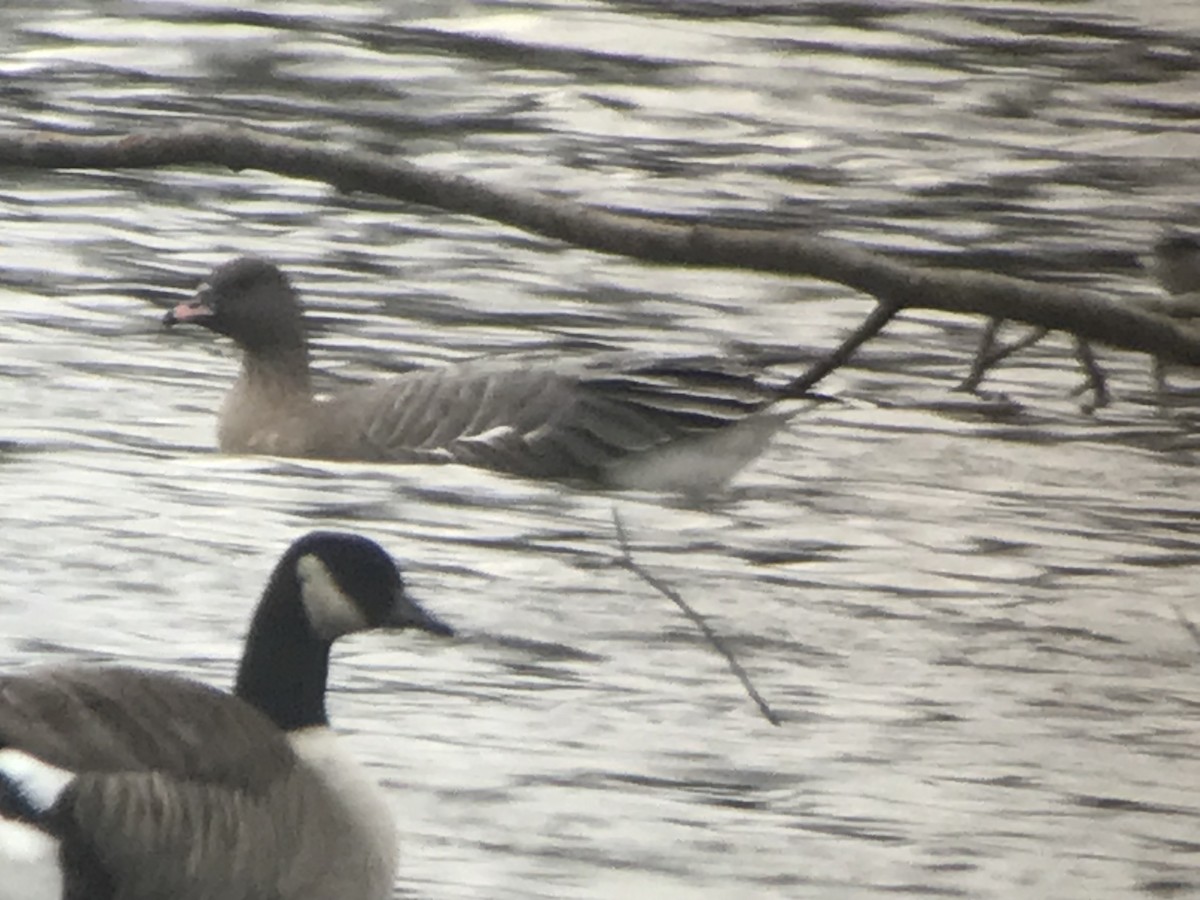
[164,257,801,492]
[0,531,452,900]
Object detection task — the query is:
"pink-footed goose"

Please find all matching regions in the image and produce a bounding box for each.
[0,531,452,900]
[163,257,807,492]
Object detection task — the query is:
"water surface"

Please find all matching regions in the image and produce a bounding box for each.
[3,2,1200,898]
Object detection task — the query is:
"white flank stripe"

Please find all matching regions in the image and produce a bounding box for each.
[0,749,73,814]
[458,425,515,446]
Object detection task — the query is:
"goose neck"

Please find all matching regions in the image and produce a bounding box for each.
[241,346,314,399]
[235,569,330,731]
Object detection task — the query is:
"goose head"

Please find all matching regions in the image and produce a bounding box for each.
[237,531,452,731]
[164,256,307,358]
[284,530,453,640]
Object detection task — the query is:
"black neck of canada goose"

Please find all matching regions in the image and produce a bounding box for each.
[235,557,332,732]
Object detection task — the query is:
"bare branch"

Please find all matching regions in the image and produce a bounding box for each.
[610,507,781,726]
[957,318,1006,394]
[2,126,1200,366]
[784,300,900,397]
[957,319,1053,394]
[1071,339,1110,410]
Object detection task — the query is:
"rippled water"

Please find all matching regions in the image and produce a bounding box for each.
[4,1,1200,898]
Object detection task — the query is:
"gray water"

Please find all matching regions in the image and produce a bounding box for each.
[3,1,1200,898]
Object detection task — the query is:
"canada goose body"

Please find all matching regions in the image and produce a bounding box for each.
[164,257,802,492]
[0,531,452,900]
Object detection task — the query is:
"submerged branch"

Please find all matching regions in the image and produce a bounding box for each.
[784,300,901,397]
[956,320,1110,408]
[1071,338,1110,410]
[2,126,1200,367]
[957,319,1050,393]
[611,508,781,726]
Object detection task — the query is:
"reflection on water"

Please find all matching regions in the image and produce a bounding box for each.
[3,1,1200,898]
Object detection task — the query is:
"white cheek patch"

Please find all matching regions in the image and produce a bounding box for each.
[296,555,369,640]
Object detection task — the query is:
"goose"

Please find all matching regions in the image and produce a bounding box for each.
[0,530,453,900]
[163,256,808,492]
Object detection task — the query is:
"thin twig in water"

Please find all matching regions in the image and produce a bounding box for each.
[1070,338,1110,409]
[957,319,1050,393]
[957,318,1004,393]
[611,507,781,726]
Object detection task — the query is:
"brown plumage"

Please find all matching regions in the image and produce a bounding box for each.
[164,256,801,492]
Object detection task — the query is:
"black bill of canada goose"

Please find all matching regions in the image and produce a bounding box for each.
[163,256,808,493]
[0,531,453,900]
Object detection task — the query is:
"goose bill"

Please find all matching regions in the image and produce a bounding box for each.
[388,589,453,637]
[163,297,215,327]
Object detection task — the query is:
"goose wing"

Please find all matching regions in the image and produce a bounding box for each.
[56,771,295,900]
[0,666,294,782]
[328,352,784,481]
[0,668,313,899]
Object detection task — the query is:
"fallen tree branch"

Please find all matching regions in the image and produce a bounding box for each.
[784,300,901,397]
[611,507,781,726]
[2,126,1200,367]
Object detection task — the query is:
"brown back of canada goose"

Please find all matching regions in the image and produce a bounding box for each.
[0,531,453,900]
[164,256,802,492]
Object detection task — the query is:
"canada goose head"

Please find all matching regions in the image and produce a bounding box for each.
[236,531,452,732]
[288,530,452,640]
[164,256,307,358]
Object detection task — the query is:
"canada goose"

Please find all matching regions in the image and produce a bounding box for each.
[0,531,452,900]
[163,256,807,493]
